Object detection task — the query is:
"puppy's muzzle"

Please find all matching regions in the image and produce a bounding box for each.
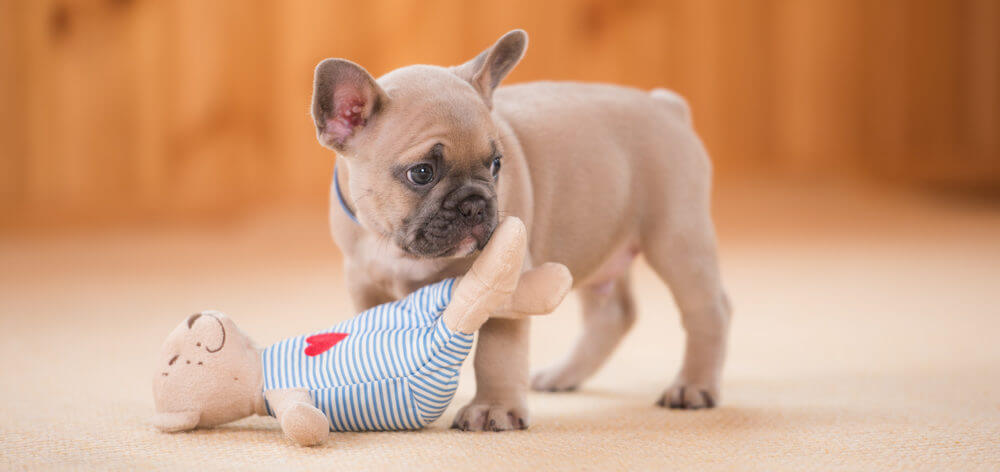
[405,185,498,258]
[447,189,489,226]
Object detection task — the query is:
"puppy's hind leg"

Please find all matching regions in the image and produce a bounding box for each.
[531,275,637,392]
[643,215,731,410]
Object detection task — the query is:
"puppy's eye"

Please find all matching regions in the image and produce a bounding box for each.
[491,156,502,178]
[407,164,434,186]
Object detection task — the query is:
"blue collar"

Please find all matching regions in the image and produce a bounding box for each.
[334,164,359,225]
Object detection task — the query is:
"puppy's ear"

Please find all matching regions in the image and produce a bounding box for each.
[454,30,528,108]
[311,59,389,152]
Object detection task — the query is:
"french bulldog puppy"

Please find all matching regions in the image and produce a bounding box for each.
[312,29,731,431]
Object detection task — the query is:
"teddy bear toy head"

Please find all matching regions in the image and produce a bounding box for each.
[152,310,265,432]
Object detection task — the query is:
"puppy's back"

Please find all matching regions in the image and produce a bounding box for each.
[490,81,704,275]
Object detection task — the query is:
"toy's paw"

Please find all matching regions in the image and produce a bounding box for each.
[451,400,529,432]
[280,402,330,446]
[656,379,719,410]
[530,363,585,392]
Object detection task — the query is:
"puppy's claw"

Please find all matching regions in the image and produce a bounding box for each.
[669,386,686,409]
[701,391,716,408]
[452,401,528,432]
[657,382,719,410]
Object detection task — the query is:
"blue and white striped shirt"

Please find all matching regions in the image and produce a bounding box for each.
[261,278,475,431]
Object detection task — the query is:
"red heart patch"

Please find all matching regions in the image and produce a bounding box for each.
[304,332,348,357]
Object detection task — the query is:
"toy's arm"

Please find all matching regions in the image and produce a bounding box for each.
[442,217,572,333]
[263,388,330,446]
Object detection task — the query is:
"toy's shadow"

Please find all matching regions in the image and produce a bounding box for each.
[193,415,436,449]
[186,370,955,445]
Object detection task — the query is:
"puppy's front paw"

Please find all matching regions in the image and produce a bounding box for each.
[451,400,529,432]
[656,380,719,410]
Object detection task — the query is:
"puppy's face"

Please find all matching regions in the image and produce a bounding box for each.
[312,31,528,259]
[340,70,503,258]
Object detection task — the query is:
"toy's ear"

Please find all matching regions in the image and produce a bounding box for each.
[152,411,201,432]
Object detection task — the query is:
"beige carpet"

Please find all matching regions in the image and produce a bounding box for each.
[2,183,999,470]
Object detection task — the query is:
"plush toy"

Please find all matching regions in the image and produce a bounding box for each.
[152,217,571,446]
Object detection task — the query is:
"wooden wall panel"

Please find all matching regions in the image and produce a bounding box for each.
[959,0,999,183]
[1,0,997,227]
[856,0,908,179]
[0,0,24,214]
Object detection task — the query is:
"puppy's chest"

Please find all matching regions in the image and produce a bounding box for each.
[355,238,466,298]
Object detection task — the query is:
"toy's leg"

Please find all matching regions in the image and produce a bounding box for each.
[643,213,731,410]
[264,389,330,446]
[442,217,526,333]
[443,218,571,333]
[531,274,636,391]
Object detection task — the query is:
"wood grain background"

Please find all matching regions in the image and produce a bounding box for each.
[1,0,997,227]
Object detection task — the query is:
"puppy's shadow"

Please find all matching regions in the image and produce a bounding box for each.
[543,386,633,399]
[531,401,899,436]
[522,370,969,436]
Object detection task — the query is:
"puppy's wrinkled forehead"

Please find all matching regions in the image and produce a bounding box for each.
[374,66,496,159]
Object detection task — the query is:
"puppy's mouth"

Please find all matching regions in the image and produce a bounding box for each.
[397,182,499,259]
[450,223,495,257]
[401,220,497,259]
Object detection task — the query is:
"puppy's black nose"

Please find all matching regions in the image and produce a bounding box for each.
[458,195,487,222]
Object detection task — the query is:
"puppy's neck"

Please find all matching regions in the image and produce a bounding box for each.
[334,160,359,223]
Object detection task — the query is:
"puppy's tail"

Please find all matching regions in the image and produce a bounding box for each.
[650,88,691,125]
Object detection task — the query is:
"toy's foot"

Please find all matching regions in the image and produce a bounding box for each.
[656,379,719,410]
[280,402,330,446]
[451,398,529,432]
